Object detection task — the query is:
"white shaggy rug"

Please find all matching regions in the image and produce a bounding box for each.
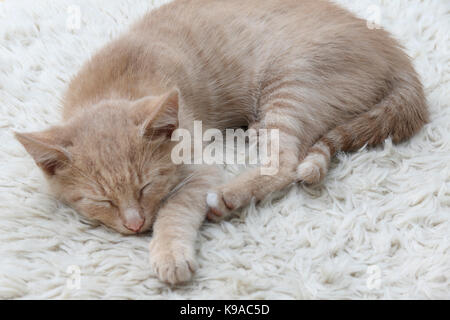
[0,0,449,299]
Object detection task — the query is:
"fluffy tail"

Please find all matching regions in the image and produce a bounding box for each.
[297,76,429,184]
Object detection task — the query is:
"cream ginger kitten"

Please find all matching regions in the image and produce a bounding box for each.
[16,0,428,285]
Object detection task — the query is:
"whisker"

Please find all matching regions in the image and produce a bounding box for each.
[161,172,195,203]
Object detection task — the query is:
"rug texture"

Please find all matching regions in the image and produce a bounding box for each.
[0,0,448,299]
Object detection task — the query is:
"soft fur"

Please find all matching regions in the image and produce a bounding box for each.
[1,0,448,298]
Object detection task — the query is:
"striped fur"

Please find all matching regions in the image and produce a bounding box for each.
[298,77,428,184]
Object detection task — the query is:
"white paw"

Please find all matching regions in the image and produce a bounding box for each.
[206,191,227,222]
[297,161,322,184]
[206,192,219,208]
[149,239,198,285]
[205,189,238,222]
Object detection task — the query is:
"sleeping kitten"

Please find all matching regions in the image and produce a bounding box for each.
[16,0,428,285]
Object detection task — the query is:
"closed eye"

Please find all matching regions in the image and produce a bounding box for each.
[71,196,117,209]
[92,199,116,208]
[139,182,153,199]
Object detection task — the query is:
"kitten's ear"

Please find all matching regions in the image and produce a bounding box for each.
[137,88,180,138]
[15,128,72,176]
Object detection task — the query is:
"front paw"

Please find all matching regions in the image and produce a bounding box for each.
[206,187,248,222]
[149,239,198,285]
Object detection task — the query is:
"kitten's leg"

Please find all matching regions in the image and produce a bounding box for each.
[206,133,303,221]
[149,165,222,285]
[207,66,428,216]
[206,94,314,221]
[297,85,428,184]
[296,133,336,185]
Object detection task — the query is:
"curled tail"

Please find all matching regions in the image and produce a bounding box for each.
[297,77,429,184]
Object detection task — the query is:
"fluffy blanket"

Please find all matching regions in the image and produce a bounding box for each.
[0,0,448,299]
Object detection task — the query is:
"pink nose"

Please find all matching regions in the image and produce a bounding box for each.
[122,208,145,232]
[125,218,145,232]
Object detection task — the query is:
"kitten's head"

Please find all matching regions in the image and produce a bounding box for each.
[15,89,181,235]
